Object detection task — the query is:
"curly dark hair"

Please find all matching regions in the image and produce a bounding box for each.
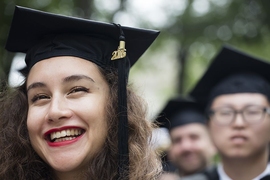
[0,66,162,180]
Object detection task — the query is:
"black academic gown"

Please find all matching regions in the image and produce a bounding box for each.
[182,166,270,180]
[181,166,219,180]
[202,166,219,180]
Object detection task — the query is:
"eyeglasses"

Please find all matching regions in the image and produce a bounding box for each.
[208,105,270,126]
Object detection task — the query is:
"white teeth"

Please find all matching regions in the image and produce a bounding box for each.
[54,136,76,142]
[61,130,67,137]
[49,129,83,142]
[56,132,61,138]
[51,133,56,140]
[70,129,74,135]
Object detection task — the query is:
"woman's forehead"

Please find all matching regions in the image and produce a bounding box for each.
[27,57,101,83]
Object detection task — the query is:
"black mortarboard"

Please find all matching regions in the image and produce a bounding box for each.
[155,96,206,131]
[5,6,160,178]
[5,6,159,71]
[189,45,270,109]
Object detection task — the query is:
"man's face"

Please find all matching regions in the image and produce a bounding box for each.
[209,93,270,160]
[168,123,216,176]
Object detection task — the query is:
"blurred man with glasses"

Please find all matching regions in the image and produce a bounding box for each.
[208,105,270,126]
[185,46,270,180]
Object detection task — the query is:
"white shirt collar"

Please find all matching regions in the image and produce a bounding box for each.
[217,163,270,180]
[217,163,232,180]
[254,163,270,180]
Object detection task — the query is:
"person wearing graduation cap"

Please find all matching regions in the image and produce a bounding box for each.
[156,97,216,178]
[0,6,162,180]
[186,45,270,180]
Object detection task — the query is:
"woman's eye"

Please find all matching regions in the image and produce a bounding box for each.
[31,94,50,102]
[68,87,89,95]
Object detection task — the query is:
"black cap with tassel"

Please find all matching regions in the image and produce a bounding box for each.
[111,23,129,179]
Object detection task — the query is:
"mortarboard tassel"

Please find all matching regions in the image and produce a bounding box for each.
[111,24,129,179]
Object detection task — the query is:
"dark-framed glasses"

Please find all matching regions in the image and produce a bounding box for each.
[208,105,270,126]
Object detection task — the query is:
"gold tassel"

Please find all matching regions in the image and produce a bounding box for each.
[111,40,126,60]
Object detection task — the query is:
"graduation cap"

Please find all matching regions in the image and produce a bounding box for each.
[6,6,159,70]
[189,45,270,109]
[155,96,207,131]
[5,6,160,178]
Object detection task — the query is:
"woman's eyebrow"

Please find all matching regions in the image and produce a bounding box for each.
[63,74,95,83]
[27,75,95,92]
[27,82,46,92]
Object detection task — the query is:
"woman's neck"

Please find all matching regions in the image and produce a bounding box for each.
[54,169,86,180]
[221,150,269,180]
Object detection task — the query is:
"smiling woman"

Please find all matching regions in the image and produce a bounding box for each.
[0,6,162,180]
[26,57,111,175]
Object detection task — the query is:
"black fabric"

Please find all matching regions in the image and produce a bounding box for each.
[207,72,270,109]
[189,45,270,109]
[260,175,270,180]
[203,166,220,180]
[6,6,160,69]
[186,167,270,180]
[115,24,129,179]
[25,34,119,71]
[168,109,206,130]
[181,166,219,180]
[156,96,206,131]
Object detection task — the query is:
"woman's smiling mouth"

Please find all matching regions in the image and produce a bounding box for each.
[45,127,85,146]
[50,128,84,142]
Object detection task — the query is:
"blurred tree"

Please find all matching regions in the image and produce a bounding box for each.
[162,0,270,94]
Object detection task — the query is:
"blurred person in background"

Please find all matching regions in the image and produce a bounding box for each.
[187,45,270,180]
[156,96,216,179]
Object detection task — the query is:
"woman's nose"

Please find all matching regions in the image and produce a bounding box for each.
[45,96,72,122]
